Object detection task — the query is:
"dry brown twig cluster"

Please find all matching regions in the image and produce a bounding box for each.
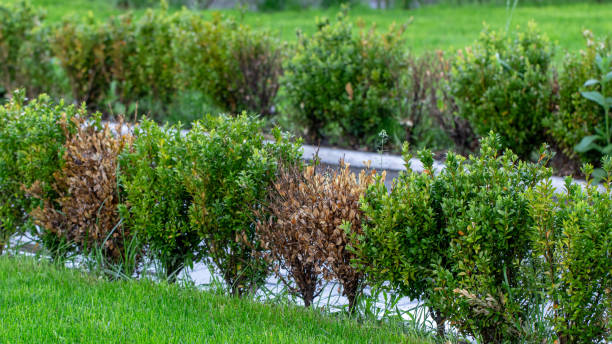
[28,116,133,262]
[256,160,381,310]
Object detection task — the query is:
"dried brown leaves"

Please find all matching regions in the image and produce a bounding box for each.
[257,160,379,309]
[28,116,132,261]
[454,288,521,340]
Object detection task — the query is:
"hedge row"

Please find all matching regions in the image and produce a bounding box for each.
[1,2,611,167]
[1,93,610,343]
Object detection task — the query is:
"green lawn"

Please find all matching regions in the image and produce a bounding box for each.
[0,256,427,343]
[2,0,611,56]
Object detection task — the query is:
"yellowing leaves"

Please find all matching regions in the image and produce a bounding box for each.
[345,82,353,100]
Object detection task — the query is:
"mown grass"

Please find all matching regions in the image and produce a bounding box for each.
[0,256,428,344]
[2,0,611,56]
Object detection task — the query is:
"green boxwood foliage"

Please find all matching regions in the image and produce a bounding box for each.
[114,10,180,110]
[452,23,555,159]
[52,10,181,113]
[183,114,301,296]
[256,0,303,11]
[353,146,452,336]
[0,91,81,254]
[113,0,155,8]
[321,0,356,7]
[176,14,282,116]
[280,10,407,148]
[52,8,179,110]
[546,31,611,165]
[528,160,612,344]
[356,133,551,342]
[52,17,111,107]
[0,2,55,99]
[118,119,198,280]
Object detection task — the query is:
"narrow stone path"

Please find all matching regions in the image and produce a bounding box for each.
[107,121,603,193]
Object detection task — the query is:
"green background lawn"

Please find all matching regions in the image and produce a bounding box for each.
[2,0,611,57]
[0,256,427,343]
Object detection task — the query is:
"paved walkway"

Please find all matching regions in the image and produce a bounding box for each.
[107,121,602,193]
[302,143,601,193]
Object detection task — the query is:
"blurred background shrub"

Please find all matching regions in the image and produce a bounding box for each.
[451,23,555,159]
[404,51,477,154]
[546,31,612,167]
[280,10,408,149]
[0,2,57,100]
[176,14,283,117]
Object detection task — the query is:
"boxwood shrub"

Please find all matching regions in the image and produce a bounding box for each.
[52,17,111,107]
[280,10,407,148]
[118,119,197,280]
[52,10,181,113]
[0,2,56,99]
[0,91,81,255]
[176,14,283,117]
[27,117,135,272]
[117,10,180,110]
[257,162,376,310]
[546,31,611,165]
[404,51,477,154]
[183,113,302,295]
[528,160,612,343]
[355,133,552,341]
[452,23,555,159]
